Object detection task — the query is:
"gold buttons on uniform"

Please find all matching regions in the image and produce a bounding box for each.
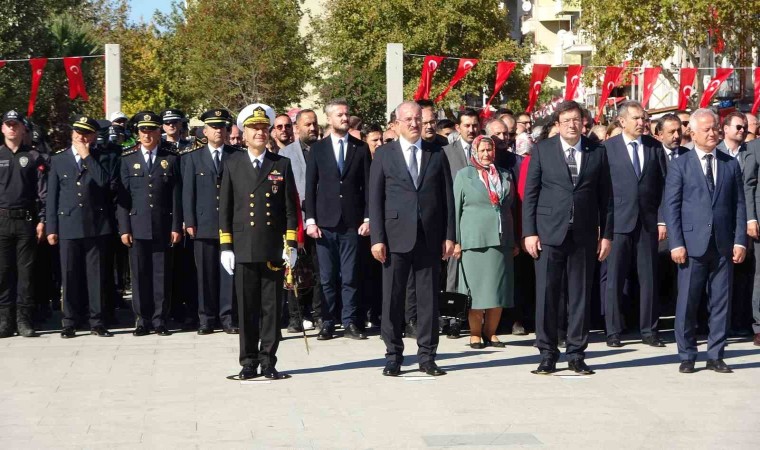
[266,203,270,207]
[251,222,255,227]
[76,182,81,186]
[216,196,219,200]
[148,184,153,187]
[339,195,343,198]
[78,204,83,207]
[250,212,254,216]
[150,204,154,208]
[266,193,270,197]
[266,212,270,216]
[267,222,271,226]
[250,193,254,198]
[249,203,254,207]
[216,185,220,189]
[77,193,82,197]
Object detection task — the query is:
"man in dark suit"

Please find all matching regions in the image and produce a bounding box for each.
[182,109,240,335]
[654,114,690,313]
[219,104,298,380]
[603,101,665,348]
[304,100,371,341]
[664,108,747,374]
[369,101,455,377]
[522,100,612,375]
[46,116,114,338]
[745,130,760,346]
[117,112,182,336]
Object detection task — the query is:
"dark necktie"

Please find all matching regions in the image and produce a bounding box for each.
[409,145,419,188]
[704,154,715,195]
[631,141,641,179]
[337,139,345,174]
[668,151,674,162]
[213,150,220,172]
[146,151,153,172]
[253,158,260,174]
[76,156,83,172]
[566,148,578,186]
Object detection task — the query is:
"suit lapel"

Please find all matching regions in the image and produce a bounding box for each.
[201,146,217,177]
[712,155,726,206]
[416,143,432,189]
[391,142,416,188]
[687,150,711,199]
[342,139,355,179]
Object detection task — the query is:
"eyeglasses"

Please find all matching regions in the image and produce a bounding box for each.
[422,120,437,126]
[275,124,293,130]
[383,138,395,143]
[164,120,180,126]
[681,121,690,126]
[517,121,532,125]
[559,118,582,125]
[399,118,422,125]
[734,125,746,131]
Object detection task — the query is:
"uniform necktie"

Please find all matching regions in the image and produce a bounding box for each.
[253,158,260,174]
[76,156,83,172]
[408,145,419,188]
[337,139,345,174]
[566,148,578,186]
[213,150,220,172]
[704,154,715,195]
[146,151,153,172]
[630,141,641,179]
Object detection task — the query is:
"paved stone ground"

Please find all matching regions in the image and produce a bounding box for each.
[1,309,759,449]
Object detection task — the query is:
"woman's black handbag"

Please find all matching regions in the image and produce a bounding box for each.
[438,257,472,337]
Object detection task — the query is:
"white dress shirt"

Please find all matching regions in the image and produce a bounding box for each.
[459,136,472,161]
[329,133,348,164]
[208,143,224,164]
[559,136,582,173]
[662,145,678,161]
[399,136,423,174]
[248,149,266,167]
[622,134,644,173]
[718,143,740,158]
[71,147,82,167]
[141,146,157,166]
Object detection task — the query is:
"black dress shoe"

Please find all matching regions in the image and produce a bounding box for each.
[61,327,76,339]
[90,326,113,337]
[419,362,446,376]
[568,359,595,375]
[133,325,149,337]
[532,358,557,375]
[679,360,696,373]
[486,339,506,348]
[286,320,304,334]
[344,323,367,340]
[706,359,733,373]
[155,326,171,336]
[382,361,401,376]
[606,334,623,347]
[197,327,213,335]
[239,364,258,380]
[642,335,665,347]
[223,327,239,335]
[469,338,485,349]
[317,326,333,340]
[262,367,286,380]
[558,338,567,348]
[404,319,418,339]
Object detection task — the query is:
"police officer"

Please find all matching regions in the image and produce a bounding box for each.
[160,109,192,152]
[117,112,182,336]
[46,116,114,338]
[220,104,298,380]
[182,109,240,335]
[0,110,47,338]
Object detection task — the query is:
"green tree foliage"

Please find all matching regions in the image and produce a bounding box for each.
[313,0,533,123]
[578,0,760,107]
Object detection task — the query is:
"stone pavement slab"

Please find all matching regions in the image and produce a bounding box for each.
[0,317,758,449]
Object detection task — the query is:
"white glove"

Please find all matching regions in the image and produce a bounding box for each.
[282,247,297,268]
[221,250,235,275]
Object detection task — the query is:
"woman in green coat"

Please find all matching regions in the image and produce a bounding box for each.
[452,135,519,349]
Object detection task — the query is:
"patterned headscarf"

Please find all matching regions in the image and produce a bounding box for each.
[469,135,503,207]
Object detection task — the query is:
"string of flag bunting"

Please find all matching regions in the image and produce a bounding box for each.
[409,54,760,120]
[0,55,103,116]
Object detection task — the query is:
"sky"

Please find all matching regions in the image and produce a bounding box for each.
[128,0,175,23]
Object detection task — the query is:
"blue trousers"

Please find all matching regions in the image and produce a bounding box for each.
[316,226,359,328]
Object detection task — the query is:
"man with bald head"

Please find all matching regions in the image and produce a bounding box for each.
[369,101,455,377]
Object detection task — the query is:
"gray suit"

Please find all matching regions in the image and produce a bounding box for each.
[278,140,308,212]
[442,138,472,291]
[742,140,760,334]
[716,141,748,171]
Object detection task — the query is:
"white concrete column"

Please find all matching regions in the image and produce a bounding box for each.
[386,43,404,121]
[104,44,122,117]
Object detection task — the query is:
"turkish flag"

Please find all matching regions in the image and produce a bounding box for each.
[63,57,89,101]
[699,68,733,108]
[564,65,583,101]
[481,61,517,119]
[0,61,5,70]
[413,55,445,101]
[435,58,478,103]
[525,64,551,113]
[595,65,624,121]
[751,68,760,115]
[678,68,697,110]
[641,67,661,108]
[27,58,48,117]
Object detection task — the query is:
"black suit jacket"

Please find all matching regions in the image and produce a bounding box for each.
[604,134,663,233]
[304,134,370,229]
[46,148,113,239]
[522,135,612,246]
[116,143,181,244]
[369,139,455,254]
[181,144,240,239]
[656,145,690,224]
[219,150,298,263]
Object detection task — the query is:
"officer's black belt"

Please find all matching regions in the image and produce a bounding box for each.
[0,208,32,219]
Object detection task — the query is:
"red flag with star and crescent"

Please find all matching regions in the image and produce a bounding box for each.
[27,58,48,117]
[525,64,551,113]
[63,57,89,101]
[413,55,445,101]
[699,68,733,108]
[751,68,760,115]
[564,65,583,101]
[678,68,697,110]
[481,61,517,119]
[595,65,624,121]
[435,58,478,103]
[641,67,661,109]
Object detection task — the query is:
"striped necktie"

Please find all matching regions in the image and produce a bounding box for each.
[566,148,578,185]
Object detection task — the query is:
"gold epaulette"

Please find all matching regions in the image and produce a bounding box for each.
[52,148,68,155]
[121,144,139,156]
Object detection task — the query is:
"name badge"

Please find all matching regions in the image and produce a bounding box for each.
[0,160,9,167]
[267,174,284,182]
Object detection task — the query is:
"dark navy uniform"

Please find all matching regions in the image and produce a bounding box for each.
[220,137,297,373]
[46,116,113,334]
[182,109,239,333]
[117,113,182,332]
[0,110,47,338]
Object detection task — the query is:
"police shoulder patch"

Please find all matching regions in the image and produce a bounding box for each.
[121,144,139,157]
[53,147,68,155]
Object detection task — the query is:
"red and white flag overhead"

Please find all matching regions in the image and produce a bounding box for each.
[435,58,478,103]
[678,68,697,110]
[525,64,551,113]
[564,65,583,101]
[27,58,48,117]
[481,61,517,119]
[595,65,624,121]
[751,68,760,115]
[641,67,661,108]
[699,68,733,108]
[413,55,445,101]
[63,57,89,101]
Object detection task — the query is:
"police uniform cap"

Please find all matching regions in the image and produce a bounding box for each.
[3,110,25,124]
[160,109,186,123]
[133,111,162,129]
[71,115,100,133]
[201,109,232,128]
[237,103,275,130]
